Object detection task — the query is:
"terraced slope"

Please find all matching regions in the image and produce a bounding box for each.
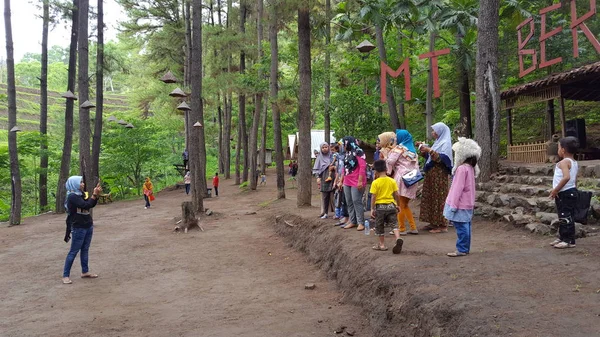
[0,83,130,134]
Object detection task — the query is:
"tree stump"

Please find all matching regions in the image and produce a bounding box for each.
[176,201,200,233]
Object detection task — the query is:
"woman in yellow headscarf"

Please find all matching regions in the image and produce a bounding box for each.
[377,132,396,160]
[143,177,154,209]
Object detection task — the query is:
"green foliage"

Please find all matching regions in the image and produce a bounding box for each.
[331,86,390,143]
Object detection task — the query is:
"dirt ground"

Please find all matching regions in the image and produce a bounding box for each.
[1,170,600,337]
[0,176,370,337]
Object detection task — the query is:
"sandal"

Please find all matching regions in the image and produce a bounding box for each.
[429,228,448,234]
[81,273,99,279]
[447,251,467,257]
[62,278,72,284]
[421,225,434,231]
[372,245,388,251]
[392,238,404,254]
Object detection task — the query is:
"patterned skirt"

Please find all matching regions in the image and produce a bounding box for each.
[419,164,450,227]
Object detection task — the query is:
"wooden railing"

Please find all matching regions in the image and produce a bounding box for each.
[507,142,548,163]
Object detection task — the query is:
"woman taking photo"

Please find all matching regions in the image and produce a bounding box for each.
[62,176,102,284]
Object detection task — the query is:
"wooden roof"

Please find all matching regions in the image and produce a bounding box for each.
[501,61,600,102]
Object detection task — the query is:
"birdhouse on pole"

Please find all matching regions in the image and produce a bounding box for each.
[80,100,96,109]
[177,101,192,111]
[160,71,179,83]
[169,88,187,98]
[61,91,78,100]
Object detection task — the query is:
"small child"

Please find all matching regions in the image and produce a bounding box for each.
[260,173,266,185]
[443,138,481,257]
[325,145,340,182]
[549,136,579,249]
[369,160,403,254]
[212,173,219,197]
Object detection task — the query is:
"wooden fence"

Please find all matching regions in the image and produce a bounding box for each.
[507,142,548,163]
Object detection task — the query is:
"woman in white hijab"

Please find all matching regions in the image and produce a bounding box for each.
[416,122,454,233]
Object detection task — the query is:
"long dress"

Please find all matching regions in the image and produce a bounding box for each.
[419,150,450,228]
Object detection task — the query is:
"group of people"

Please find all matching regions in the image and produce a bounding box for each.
[313,122,582,256]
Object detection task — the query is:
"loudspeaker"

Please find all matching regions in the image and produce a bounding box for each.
[565,118,586,149]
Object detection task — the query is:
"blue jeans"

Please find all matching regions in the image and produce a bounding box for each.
[453,221,471,253]
[63,226,94,277]
[185,184,190,195]
[344,185,365,225]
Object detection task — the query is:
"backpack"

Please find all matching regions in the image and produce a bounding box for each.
[574,190,593,224]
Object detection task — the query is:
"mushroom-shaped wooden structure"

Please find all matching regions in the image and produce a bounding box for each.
[10,126,22,132]
[80,100,96,109]
[107,116,117,122]
[117,120,127,125]
[125,123,135,128]
[169,87,187,98]
[177,101,192,111]
[193,121,203,127]
[356,40,376,53]
[160,71,179,83]
[61,91,78,100]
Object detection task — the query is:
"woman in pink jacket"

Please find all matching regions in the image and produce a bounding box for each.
[443,138,481,257]
[378,130,419,235]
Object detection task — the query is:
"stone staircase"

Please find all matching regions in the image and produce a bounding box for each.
[474,162,600,237]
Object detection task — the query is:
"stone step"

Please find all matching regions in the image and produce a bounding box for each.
[500,163,600,178]
[477,182,550,198]
[475,191,557,214]
[489,174,600,189]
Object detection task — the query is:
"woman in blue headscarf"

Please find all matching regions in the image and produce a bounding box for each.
[416,122,454,233]
[379,130,420,235]
[62,176,102,284]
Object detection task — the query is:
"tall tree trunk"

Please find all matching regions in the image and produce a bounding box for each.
[78,0,92,192]
[375,24,400,130]
[270,0,285,199]
[217,0,222,26]
[239,2,248,183]
[457,35,472,138]
[91,0,104,187]
[235,122,241,184]
[324,0,331,144]
[5,0,22,225]
[249,0,264,190]
[39,0,49,212]
[218,93,224,174]
[425,32,435,140]
[190,0,206,212]
[259,93,268,174]
[297,4,311,207]
[474,0,501,182]
[223,0,233,180]
[185,0,192,88]
[56,0,78,213]
[397,31,406,128]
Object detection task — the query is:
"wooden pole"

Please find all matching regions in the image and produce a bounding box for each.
[559,95,567,138]
[547,99,555,138]
[507,108,513,146]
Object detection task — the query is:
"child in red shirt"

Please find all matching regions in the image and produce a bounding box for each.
[212,173,219,197]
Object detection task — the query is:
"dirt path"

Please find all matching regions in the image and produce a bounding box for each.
[0,179,370,337]
[2,171,600,336]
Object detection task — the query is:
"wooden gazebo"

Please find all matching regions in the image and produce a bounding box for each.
[501,61,600,163]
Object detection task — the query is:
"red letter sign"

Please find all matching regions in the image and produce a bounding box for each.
[571,0,600,58]
[539,3,563,68]
[418,48,450,98]
[517,18,537,77]
[380,58,411,103]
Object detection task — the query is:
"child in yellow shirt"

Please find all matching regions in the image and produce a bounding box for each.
[370,160,403,254]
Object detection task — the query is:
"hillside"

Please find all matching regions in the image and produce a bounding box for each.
[0,83,131,135]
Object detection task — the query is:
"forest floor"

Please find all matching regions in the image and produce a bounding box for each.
[1,169,600,337]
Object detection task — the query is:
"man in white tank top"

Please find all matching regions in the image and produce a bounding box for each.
[549,137,579,249]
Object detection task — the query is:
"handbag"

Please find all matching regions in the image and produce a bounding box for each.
[149,194,156,201]
[402,169,423,188]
